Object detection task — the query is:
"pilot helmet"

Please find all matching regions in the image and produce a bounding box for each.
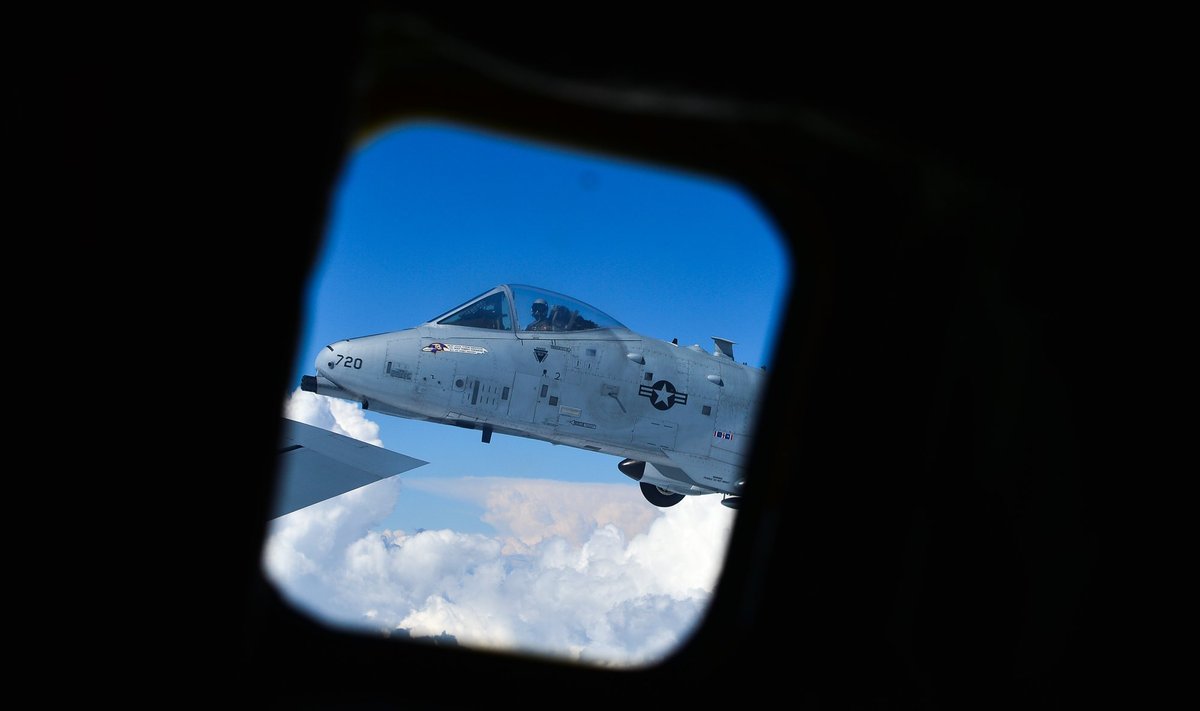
[532,298,548,317]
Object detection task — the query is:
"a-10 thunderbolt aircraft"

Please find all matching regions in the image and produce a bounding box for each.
[298,284,765,509]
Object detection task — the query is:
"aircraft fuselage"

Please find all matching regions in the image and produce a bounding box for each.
[302,285,764,506]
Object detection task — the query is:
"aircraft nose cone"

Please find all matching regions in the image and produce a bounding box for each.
[315,343,341,377]
[302,344,342,395]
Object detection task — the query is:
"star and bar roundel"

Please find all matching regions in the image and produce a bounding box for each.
[638,380,688,411]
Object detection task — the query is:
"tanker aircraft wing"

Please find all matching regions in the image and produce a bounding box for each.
[271,418,427,519]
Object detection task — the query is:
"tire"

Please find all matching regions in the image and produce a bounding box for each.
[640,482,685,507]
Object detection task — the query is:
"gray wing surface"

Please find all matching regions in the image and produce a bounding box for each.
[272,419,428,519]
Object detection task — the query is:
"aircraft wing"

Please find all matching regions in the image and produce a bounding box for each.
[271,418,428,519]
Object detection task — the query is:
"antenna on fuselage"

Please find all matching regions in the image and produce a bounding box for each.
[712,337,735,359]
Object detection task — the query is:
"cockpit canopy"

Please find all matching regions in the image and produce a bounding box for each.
[430,285,625,333]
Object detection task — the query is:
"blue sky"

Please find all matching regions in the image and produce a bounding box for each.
[283,120,791,533]
[266,121,791,663]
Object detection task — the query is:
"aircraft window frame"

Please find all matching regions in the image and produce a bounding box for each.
[435,290,512,331]
[427,288,497,323]
[263,119,790,670]
[511,284,624,333]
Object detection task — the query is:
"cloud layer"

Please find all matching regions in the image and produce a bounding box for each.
[284,386,382,446]
[268,390,737,666]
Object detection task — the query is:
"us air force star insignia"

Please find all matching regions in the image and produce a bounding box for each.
[638,379,688,411]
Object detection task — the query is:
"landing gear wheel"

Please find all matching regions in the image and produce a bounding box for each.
[640,482,684,507]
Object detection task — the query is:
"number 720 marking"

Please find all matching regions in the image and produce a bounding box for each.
[334,354,363,370]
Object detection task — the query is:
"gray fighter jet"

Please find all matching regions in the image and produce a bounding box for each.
[301,284,764,508]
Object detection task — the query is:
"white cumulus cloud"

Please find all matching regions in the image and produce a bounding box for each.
[403,477,662,554]
[268,390,738,666]
[284,387,382,446]
[263,476,737,667]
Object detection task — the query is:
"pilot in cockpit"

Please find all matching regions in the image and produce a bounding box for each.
[526,298,552,331]
[549,304,574,331]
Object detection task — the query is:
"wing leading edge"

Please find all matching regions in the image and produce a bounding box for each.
[271,419,428,519]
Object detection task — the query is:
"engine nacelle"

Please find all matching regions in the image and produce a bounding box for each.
[617,458,646,481]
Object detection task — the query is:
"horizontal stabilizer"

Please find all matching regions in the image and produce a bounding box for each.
[272,419,427,518]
